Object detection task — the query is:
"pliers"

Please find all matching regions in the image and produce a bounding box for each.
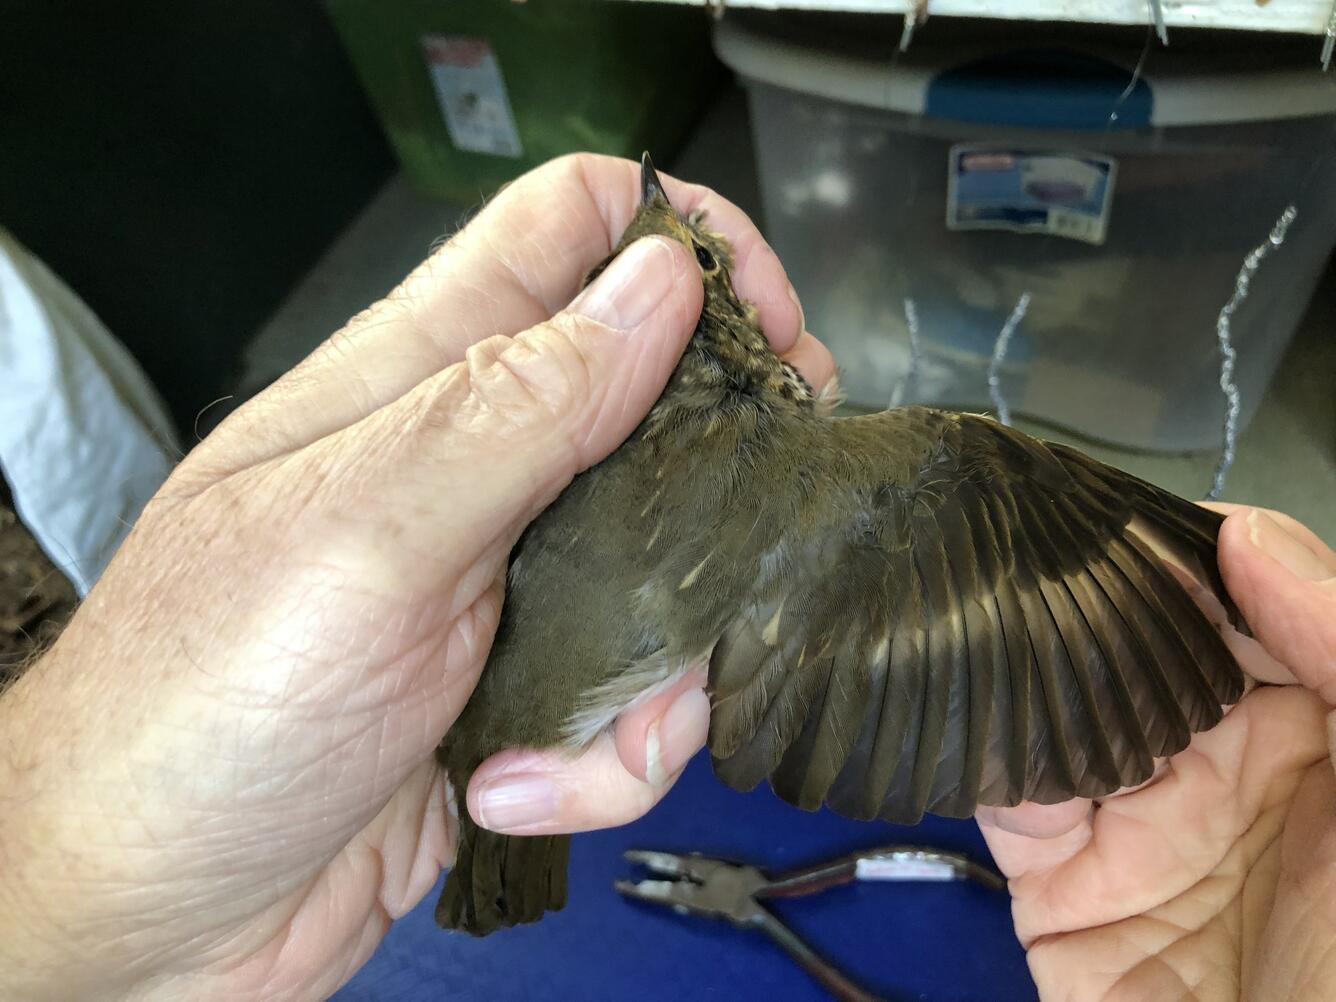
[615,845,1006,1002]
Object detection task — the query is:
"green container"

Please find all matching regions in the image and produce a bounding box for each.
[326,0,719,202]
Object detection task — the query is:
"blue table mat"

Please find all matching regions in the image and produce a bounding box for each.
[337,752,1039,1002]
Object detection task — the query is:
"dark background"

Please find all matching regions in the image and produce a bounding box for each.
[1,1,395,435]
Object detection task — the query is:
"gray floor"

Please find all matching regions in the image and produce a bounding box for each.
[244,89,1336,543]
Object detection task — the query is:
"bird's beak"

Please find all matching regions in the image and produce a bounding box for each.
[640,152,670,208]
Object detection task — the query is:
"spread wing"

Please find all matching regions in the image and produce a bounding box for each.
[707,409,1245,823]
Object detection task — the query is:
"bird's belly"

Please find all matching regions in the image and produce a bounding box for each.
[461,428,775,759]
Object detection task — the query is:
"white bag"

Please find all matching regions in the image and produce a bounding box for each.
[0,227,178,596]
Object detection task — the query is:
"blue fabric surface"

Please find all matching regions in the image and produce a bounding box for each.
[337,753,1039,1002]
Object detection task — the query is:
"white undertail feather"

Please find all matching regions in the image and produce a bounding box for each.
[559,649,705,747]
[815,375,845,416]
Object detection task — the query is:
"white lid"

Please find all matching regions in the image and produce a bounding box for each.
[714,17,1336,126]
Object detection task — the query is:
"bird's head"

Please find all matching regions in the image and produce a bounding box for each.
[586,153,739,304]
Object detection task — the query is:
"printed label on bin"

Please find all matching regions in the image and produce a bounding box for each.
[946,146,1115,245]
[422,36,523,159]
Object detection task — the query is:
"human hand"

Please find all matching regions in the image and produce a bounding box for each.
[0,153,833,1001]
[978,505,1336,1001]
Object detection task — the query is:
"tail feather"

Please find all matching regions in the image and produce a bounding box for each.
[436,787,570,936]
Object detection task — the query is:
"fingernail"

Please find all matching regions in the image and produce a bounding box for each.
[474,775,557,831]
[1245,509,1335,582]
[569,237,677,331]
[645,686,711,787]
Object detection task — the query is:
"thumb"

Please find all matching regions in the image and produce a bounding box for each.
[441,233,701,495]
[1219,508,1336,701]
[315,235,701,588]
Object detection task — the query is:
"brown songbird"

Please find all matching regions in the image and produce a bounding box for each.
[435,154,1245,936]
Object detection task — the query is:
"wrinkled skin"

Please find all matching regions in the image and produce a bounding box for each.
[0,154,831,1001]
[1,149,1333,1002]
[981,506,1336,1001]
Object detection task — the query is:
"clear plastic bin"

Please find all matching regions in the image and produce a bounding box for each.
[716,17,1336,451]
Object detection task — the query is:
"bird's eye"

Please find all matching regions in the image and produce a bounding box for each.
[693,242,717,271]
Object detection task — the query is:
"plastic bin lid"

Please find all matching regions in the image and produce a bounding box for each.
[714,17,1336,127]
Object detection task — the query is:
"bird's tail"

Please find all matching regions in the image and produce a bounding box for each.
[435,784,570,936]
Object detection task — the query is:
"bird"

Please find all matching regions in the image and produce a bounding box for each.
[434,153,1245,936]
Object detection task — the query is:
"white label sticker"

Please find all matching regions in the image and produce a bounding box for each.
[855,853,958,882]
[947,145,1116,246]
[422,35,523,159]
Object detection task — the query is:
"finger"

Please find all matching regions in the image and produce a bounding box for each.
[1228,507,1336,579]
[723,237,806,355]
[291,237,702,601]
[1250,761,1336,1002]
[1223,629,1298,686]
[1093,758,1174,801]
[977,758,1176,855]
[1199,501,1245,517]
[466,673,709,835]
[779,331,837,396]
[467,727,695,836]
[207,153,803,473]
[1218,508,1336,701]
[350,759,454,919]
[261,759,451,999]
[977,798,1092,841]
[1202,501,1330,554]
[1165,559,1297,685]
[1001,685,1328,943]
[612,669,710,786]
[977,800,1094,879]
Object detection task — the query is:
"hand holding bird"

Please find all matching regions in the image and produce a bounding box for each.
[0,154,822,1000]
[0,155,1331,1002]
[983,505,1336,1002]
